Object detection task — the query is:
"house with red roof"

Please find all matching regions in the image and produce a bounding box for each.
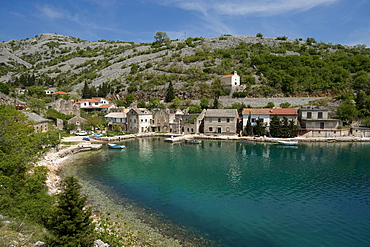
[221,71,240,87]
[75,97,114,113]
[242,108,298,127]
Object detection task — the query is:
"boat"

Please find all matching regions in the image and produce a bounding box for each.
[82,137,90,141]
[91,133,103,138]
[107,143,125,149]
[277,140,298,146]
[184,138,202,144]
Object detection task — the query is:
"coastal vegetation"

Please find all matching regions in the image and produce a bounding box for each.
[0,106,137,246]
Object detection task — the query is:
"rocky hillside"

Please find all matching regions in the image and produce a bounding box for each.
[1,33,369,101]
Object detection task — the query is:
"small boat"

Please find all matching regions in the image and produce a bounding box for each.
[184,138,202,144]
[277,140,298,146]
[107,143,125,149]
[82,137,90,141]
[91,133,103,138]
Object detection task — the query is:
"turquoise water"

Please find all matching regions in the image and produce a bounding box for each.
[76,138,370,246]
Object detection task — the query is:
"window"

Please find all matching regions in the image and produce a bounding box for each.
[318,112,323,119]
[226,127,230,132]
[209,118,212,123]
[218,118,221,122]
[307,112,312,119]
[227,118,230,123]
[209,127,213,132]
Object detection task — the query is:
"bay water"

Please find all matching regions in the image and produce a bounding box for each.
[68,138,370,246]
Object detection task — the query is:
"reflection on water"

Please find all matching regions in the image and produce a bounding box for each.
[76,139,370,247]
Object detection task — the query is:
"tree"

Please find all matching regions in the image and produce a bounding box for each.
[0,106,53,219]
[337,100,358,123]
[270,115,282,137]
[27,85,46,98]
[266,102,275,108]
[86,113,105,130]
[45,176,95,246]
[154,31,170,45]
[125,94,135,106]
[137,100,146,108]
[165,81,175,102]
[169,98,181,109]
[256,33,263,38]
[253,118,265,136]
[82,81,92,99]
[26,98,45,115]
[280,102,291,108]
[0,82,10,94]
[200,97,209,109]
[212,97,220,109]
[245,113,253,136]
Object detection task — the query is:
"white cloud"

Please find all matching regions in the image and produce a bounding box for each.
[38,5,66,19]
[159,0,337,16]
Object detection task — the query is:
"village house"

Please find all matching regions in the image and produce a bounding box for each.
[221,71,240,88]
[47,98,80,116]
[51,91,69,98]
[24,111,49,133]
[203,109,239,135]
[298,108,345,137]
[67,116,87,130]
[126,108,153,134]
[104,108,130,132]
[351,127,370,138]
[75,97,114,113]
[181,111,205,134]
[242,108,298,127]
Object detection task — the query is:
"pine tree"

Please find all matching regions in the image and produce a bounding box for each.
[246,113,253,136]
[165,81,175,102]
[45,176,95,246]
[270,115,282,137]
[253,118,265,136]
[82,81,90,99]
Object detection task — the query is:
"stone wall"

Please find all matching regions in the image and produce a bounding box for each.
[192,96,324,108]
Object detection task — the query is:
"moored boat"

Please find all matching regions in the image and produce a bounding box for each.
[184,138,202,144]
[277,140,298,146]
[107,143,125,149]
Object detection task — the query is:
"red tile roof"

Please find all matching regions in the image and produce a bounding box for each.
[242,108,297,115]
[83,104,113,109]
[51,91,69,95]
[221,74,233,78]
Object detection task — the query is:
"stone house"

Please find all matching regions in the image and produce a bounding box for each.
[67,116,87,128]
[298,108,342,130]
[24,111,49,133]
[351,127,370,137]
[151,108,182,133]
[203,109,239,135]
[126,108,153,134]
[298,108,344,137]
[182,111,205,134]
[104,108,129,132]
[47,98,80,116]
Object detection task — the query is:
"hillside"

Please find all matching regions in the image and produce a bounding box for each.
[1,33,370,102]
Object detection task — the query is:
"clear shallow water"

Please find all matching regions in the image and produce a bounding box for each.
[76,138,370,247]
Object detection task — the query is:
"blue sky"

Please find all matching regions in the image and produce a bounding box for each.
[1,0,369,46]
